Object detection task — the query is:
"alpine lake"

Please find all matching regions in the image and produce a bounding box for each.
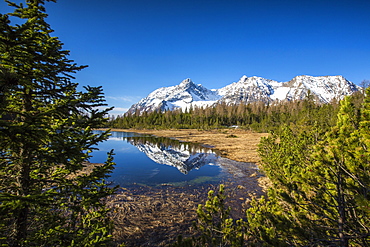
[90,130,262,189]
[90,130,265,246]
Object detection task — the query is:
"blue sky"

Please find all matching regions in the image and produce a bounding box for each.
[2,0,370,115]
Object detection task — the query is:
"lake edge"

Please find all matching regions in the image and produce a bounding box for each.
[96,128,268,163]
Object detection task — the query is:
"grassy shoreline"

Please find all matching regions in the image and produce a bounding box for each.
[98,128,268,163]
[96,128,269,245]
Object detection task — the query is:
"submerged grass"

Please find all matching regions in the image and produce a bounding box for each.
[94,128,268,246]
[106,185,213,246]
[106,172,265,246]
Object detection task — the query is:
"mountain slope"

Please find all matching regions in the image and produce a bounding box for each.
[127,75,360,114]
[127,79,221,114]
[217,76,276,104]
[276,75,359,103]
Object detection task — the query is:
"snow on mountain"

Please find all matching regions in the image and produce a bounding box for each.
[127,78,221,114]
[127,75,360,114]
[275,75,359,103]
[217,76,276,104]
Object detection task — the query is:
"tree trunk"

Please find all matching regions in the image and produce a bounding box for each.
[14,149,31,247]
[337,163,348,247]
[13,89,33,246]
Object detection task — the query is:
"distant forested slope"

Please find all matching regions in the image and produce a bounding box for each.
[108,92,365,132]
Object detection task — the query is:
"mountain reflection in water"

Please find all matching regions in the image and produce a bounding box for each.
[91,131,257,187]
[125,136,219,174]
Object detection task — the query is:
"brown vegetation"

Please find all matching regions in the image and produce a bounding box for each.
[102,128,268,163]
[107,185,211,246]
[95,128,269,246]
[107,180,264,246]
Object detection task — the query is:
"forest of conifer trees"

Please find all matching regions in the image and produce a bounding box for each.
[108,94,362,133]
[170,89,370,247]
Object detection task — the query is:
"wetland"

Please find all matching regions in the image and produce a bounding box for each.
[92,129,268,246]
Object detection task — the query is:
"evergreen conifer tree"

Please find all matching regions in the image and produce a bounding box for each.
[250,90,370,246]
[0,0,115,245]
[306,93,370,246]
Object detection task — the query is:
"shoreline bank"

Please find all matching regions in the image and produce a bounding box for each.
[97,128,270,245]
[98,128,268,163]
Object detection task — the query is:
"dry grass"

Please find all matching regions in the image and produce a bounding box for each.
[105,128,269,163]
[107,180,264,246]
[95,128,270,246]
[107,185,211,246]
[104,160,266,246]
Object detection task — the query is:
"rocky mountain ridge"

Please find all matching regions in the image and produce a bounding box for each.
[127,75,360,114]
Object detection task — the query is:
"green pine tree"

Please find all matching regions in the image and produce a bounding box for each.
[172,184,246,247]
[248,125,323,246]
[249,92,370,246]
[306,94,370,246]
[0,0,116,246]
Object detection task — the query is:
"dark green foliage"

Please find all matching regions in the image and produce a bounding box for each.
[248,126,327,246]
[0,0,115,246]
[172,184,246,247]
[194,184,245,246]
[225,134,238,138]
[248,90,370,246]
[175,91,369,247]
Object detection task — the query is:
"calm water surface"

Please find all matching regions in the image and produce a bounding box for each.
[90,131,230,187]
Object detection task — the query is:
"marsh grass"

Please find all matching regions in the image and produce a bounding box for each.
[107,185,214,246]
[107,174,265,246]
[92,128,268,246]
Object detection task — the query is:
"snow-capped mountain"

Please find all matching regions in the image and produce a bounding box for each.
[127,78,221,114]
[217,76,276,104]
[278,75,360,102]
[127,75,360,114]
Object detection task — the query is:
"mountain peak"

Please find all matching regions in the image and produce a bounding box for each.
[127,75,361,114]
[239,75,248,82]
[179,78,194,88]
